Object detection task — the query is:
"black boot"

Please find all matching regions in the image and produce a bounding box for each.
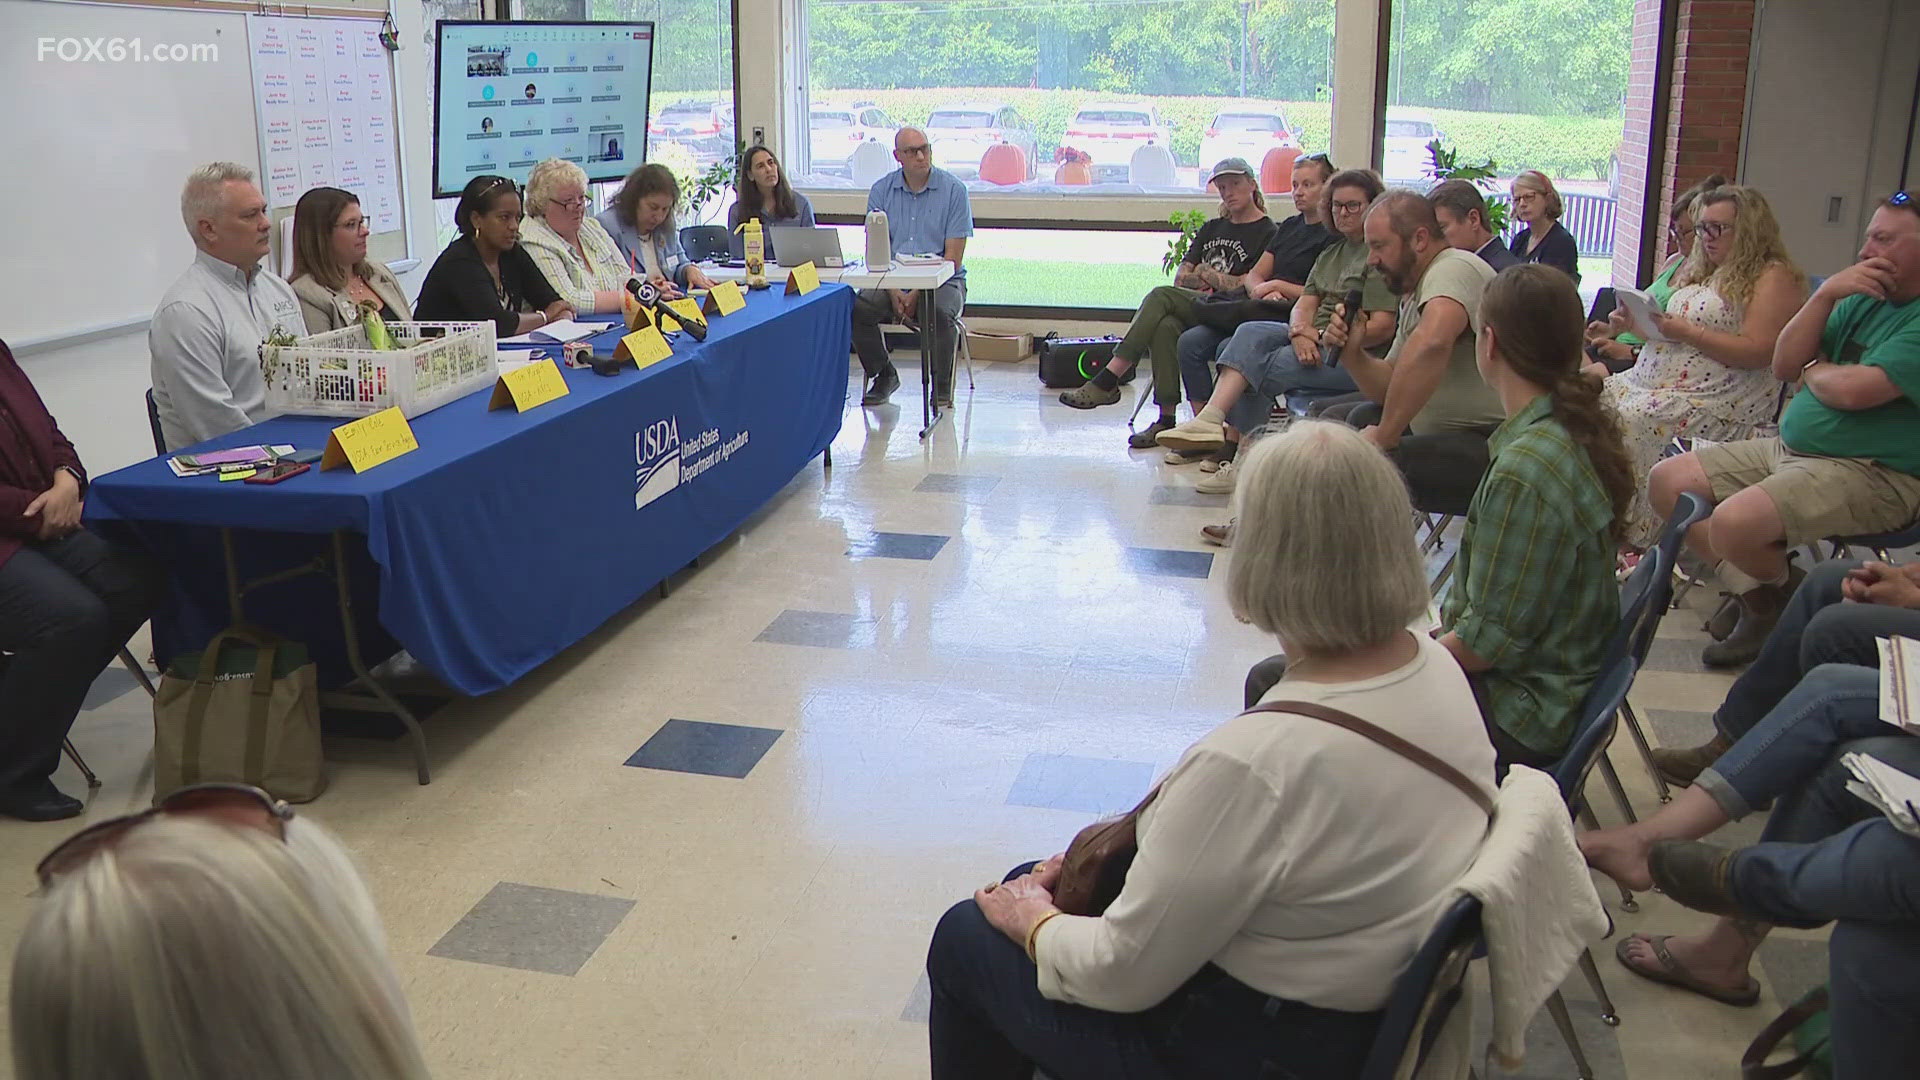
[1704,594,1739,640]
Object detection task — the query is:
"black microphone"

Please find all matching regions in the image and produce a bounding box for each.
[627,278,706,342]
[1327,287,1363,368]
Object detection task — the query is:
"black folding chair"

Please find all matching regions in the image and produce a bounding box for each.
[1358,894,1482,1080]
[679,224,731,263]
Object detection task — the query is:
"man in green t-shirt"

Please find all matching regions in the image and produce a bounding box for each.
[1322,189,1503,514]
[1650,195,1920,665]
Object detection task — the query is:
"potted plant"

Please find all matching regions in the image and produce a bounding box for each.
[1161,209,1208,275]
[1426,140,1508,234]
[1054,145,1092,186]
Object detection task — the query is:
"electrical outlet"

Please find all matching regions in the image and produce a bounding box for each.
[752,126,765,146]
[1828,196,1845,225]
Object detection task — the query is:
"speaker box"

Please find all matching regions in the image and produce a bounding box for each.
[1036,334,1135,388]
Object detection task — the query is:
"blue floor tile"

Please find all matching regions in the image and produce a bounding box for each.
[427,882,635,976]
[625,718,783,778]
[849,532,950,561]
[756,609,878,649]
[1007,752,1156,815]
[1125,547,1215,580]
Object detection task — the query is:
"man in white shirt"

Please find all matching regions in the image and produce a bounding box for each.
[149,162,306,451]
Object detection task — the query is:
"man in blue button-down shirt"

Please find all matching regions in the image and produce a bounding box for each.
[854,127,974,407]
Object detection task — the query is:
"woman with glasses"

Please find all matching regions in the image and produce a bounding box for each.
[1506,170,1581,284]
[1598,184,1805,549]
[596,163,717,300]
[288,187,413,334]
[415,175,575,337]
[1585,174,1726,371]
[14,785,434,1078]
[519,157,634,315]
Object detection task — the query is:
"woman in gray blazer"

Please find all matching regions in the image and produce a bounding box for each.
[289,187,412,333]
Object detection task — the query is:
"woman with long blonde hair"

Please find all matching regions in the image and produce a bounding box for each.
[1601,183,1805,549]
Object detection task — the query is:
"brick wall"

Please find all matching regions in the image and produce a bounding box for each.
[1610,0,1758,287]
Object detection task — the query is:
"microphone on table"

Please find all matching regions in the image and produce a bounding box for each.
[626,278,706,342]
[1328,287,1364,368]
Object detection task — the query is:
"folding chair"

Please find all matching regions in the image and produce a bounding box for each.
[1827,519,1920,563]
[1358,894,1482,1080]
[1616,493,1712,803]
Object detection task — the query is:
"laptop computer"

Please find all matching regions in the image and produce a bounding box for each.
[767,226,847,269]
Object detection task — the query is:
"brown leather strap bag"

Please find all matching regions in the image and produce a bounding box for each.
[1051,701,1493,916]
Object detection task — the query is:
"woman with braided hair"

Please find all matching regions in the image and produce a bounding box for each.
[1436,263,1635,769]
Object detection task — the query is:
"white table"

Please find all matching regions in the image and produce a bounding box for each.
[707,260,957,438]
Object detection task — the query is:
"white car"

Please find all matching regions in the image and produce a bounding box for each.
[808,101,898,178]
[928,101,1039,182]
[1060,101,1174,182]
[1196,109,1300,177]
[1382,108,1443,182]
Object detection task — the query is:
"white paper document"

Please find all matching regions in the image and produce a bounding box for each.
[499,319,602,345]
[1876,636,1920,734]
[1614,287,1670,343]
[1842,752,1920,839]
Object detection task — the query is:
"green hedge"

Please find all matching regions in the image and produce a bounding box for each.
[808,88,1623,180]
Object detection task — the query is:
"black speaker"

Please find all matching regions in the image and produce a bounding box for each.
[1036,334,1135,388]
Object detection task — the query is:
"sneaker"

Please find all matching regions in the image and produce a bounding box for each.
[1200,520,1233,547]
[1164,448,1208,465]
[1128,418,1176,449]
[1154,415,1227,453]
[861,368,900,407]
[1059,381,1122,409]
[1194,459,1237,495]
[1198,445,1235,473]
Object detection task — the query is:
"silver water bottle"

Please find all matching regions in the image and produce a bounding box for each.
[864,209,891,269]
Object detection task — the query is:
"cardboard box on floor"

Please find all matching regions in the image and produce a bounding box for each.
[966,331,1033,362]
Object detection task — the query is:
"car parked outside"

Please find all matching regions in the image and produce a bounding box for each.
[1060,101,1175,182]
[928,101,1039,181]
[808,100,899,178]
[1197,108,1300,176]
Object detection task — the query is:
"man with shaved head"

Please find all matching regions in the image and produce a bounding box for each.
[851,125,974,407]
[1320,187,1503,513]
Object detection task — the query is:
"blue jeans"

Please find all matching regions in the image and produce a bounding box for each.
[1697,664,1890,819]
[1176,326,1228,409]
[1713,560,1920,742]
[1213,323,1357,436]
[926,865,1381,1080]
[1729,737,1920,1080]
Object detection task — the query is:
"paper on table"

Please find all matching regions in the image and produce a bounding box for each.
[169,444,297,478]
[1877,636,1920,734]
[1614,288,1670,343]
[499,319,603,345]
[1842,751,1920,838]
[496,349,541,371]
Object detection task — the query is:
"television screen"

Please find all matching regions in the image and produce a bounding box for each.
[431,20,654,198]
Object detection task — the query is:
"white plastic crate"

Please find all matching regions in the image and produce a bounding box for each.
[261,321,497,420]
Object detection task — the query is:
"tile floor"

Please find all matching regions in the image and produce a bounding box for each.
[3,348,1829,1078]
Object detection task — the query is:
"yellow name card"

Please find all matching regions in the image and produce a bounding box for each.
[489,357,571,413]
[321,406,419,473]
[666,297,705,325]
[703,279,746,316]
[784,261,821,295]
[615,326,673,371]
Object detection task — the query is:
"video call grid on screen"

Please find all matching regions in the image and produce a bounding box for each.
[431,20,655,198]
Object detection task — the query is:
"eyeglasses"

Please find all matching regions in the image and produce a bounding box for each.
[335,217,368,232]
[1511,192,1542,205]
[1296,152,1331,166]
[897,144,931,157]
[36,783,292,889]
[1331,199,1368,214]
[1694,221,1732,240]
[547,195,589,212]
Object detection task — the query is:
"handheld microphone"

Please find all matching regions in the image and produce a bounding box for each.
[627,278,707,342]
[1327,287,1363,368]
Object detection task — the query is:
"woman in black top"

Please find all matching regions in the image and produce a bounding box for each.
[1506,169,1581,286]
[414,175,573,337]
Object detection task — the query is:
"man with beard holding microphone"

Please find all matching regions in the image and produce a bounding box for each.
[1321,188,1502,515]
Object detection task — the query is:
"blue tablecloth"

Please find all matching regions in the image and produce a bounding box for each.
[88,284,852,695]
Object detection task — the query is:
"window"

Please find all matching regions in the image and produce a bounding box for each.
[1385,0,1636,297]
[797,0,1335,195]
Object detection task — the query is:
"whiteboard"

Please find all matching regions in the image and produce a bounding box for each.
[0,0,405,347]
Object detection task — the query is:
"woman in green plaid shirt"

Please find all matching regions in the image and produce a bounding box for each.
[1438,265,1636,768]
